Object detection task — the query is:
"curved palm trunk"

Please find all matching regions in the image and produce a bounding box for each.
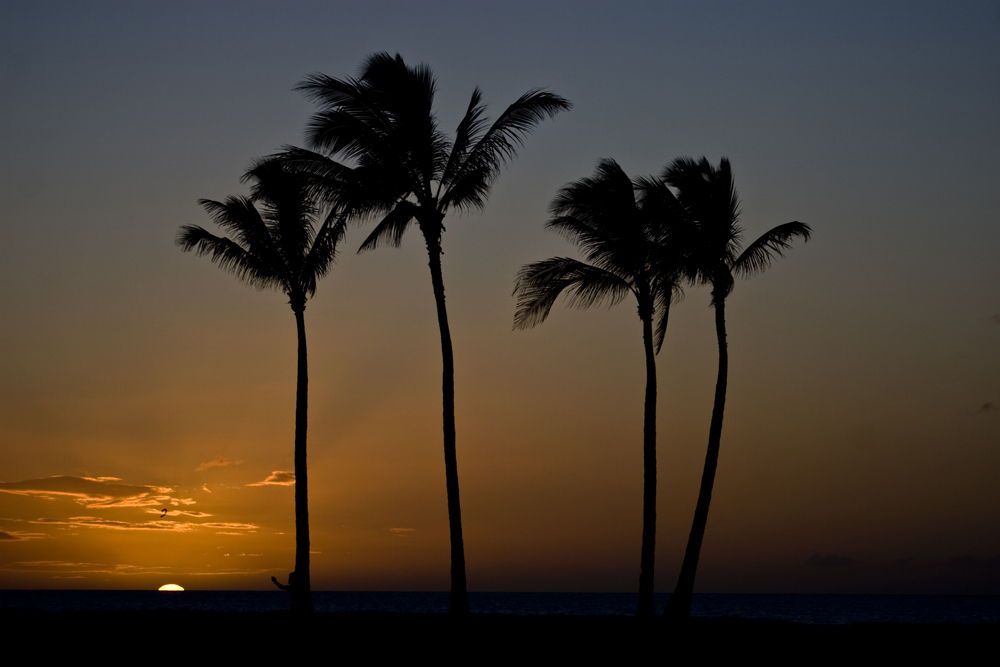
[422,230,469,615]
[291,307,313,614]
[637,310,658,617]
[665,297,727,620]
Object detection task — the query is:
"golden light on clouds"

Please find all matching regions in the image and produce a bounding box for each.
[0,476,192,509]
[246,471,295,487]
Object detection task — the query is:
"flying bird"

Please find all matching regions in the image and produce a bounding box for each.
[160,509,168,517]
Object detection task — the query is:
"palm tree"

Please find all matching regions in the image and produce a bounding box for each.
[281,52,571,614]
[513,159,686,617]
[662,156,810,619]
[177,162,345,614]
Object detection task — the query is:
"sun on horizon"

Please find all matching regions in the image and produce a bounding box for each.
[158,584,184,592]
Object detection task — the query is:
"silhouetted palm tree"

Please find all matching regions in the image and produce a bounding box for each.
[513,159,686,617]
[177,162,345,614]
[281,53,570,614]
[662,157,810,619]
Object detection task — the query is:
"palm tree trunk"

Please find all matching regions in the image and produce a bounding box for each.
[291,306,313,614]
[422,231,469,615]
[665,296,727,620]
[637,311,658,617]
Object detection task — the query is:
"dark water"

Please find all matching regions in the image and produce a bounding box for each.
[2,590,1000,624]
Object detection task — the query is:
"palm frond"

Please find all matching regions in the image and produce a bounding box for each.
[543,159,648,278]
[196,197,277,262]
[357,200,418,252]
[731,221,811,278]
[442,89,571,211]
[246,148,348,215]
[300,210,348,296]
[299,54,449,206]
[663,156,748,283]
[176,225,282,291]
[439,88,488,193]
[652,275,684,354]
[513,257,631,330]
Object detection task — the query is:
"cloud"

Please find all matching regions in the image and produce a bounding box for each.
[247,471,295,487]
[195,456,243,472]
[143,509,213,518]
[0,476,194,509]
[29,516,257,533]
[389,527,415,537]
[1,560,267,577]
[805,553,855,568]
[978,403,997,414]
[2,560,174,576]
[0,530,45,541]
[201,522,258,531]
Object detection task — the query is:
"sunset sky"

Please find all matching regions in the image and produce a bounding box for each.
[1,1,998,594]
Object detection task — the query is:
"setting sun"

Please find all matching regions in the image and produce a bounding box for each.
[158,584,184,592]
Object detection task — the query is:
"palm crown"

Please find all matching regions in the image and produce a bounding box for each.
[514,159,685,349]
[177,163,345,311]
[280,52,571,247]
[664,156,811,301]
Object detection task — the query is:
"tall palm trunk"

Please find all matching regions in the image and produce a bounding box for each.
[422,227,469,615]
[637,306,658,617]
[291,306,313,614]
[665,295,727,619]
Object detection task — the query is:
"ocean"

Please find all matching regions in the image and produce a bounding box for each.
[2,590,999,624]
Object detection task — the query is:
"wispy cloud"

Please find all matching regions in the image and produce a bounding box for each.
[389,527,415,537]
[0,476,194,509]
[2,560,175,575]
[196,456,243,472]
[29,516,257,533]
[804,553,855,567]
[0,530,46,541]
[247,471,295,487]
[1,561,267,577]
[143,509,213,518]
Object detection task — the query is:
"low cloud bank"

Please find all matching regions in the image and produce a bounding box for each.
[0,476,194,509]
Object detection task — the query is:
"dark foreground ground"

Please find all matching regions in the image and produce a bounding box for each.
[6,610,996,661]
